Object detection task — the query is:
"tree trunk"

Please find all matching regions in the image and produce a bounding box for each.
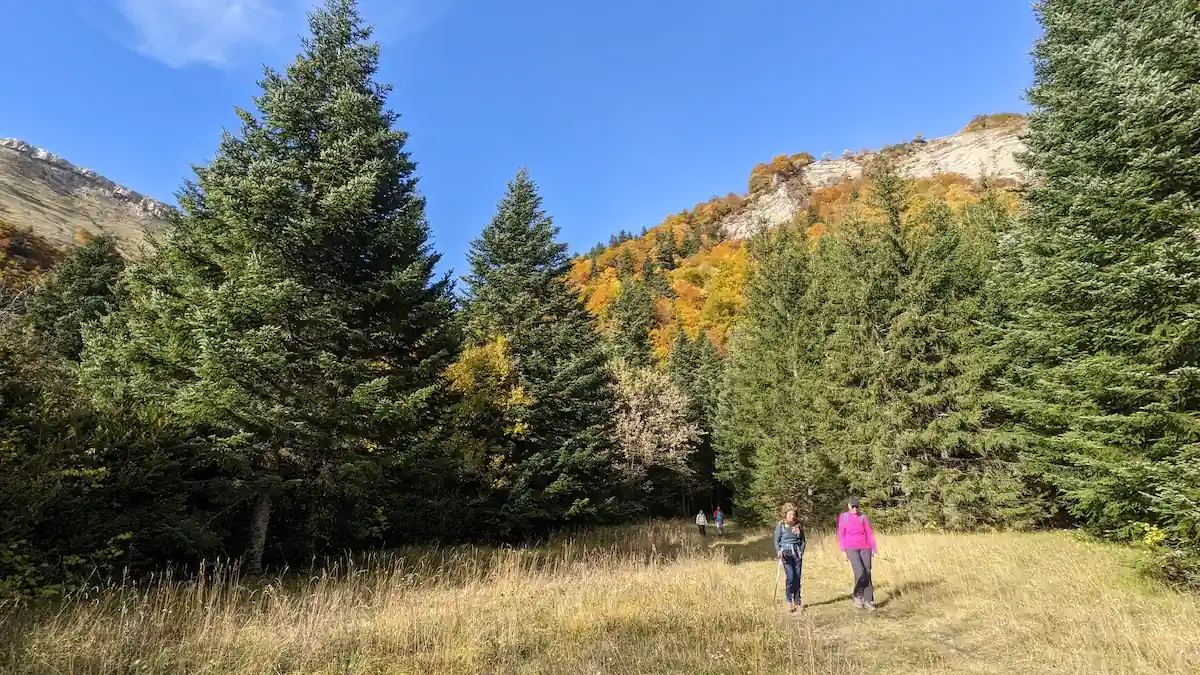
[246,494,272,576]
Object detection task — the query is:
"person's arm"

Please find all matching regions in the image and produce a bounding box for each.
[865,516,877,554]
[797,527,807,557]
[773,523,783,556]
[837,513,847,551]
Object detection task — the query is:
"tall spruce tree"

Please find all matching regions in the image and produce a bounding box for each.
[715,224,840,520]
[719,163,1033,527]
[609,272,655,366]
[804,163,1035,528]
[654,227,677,270]
[666,322,696,388]
[80,0,456,574]
[463,169,619,533]
[641,253,672,297]
[615,248,637,278]
[877,194,1037,529]
[998,0,1200,583]
[27,234,125,359]
[691,333,722,425]
[685,329,723,508]
[804,164,912,515]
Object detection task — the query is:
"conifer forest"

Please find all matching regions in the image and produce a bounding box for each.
[2,0,1198,601]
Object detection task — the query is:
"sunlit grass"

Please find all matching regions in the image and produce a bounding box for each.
[2,521,1197,674]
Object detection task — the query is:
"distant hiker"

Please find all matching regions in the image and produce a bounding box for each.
[838,497,877,611]
[696,510,708,536]
[713,507,726,535]
[774,502,806,613]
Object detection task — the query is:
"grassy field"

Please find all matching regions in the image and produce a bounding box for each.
[2,521,1198,674]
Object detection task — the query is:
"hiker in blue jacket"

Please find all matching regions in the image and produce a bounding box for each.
[774,502,807,613]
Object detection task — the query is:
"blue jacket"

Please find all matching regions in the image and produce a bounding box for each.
[774,521,807,557]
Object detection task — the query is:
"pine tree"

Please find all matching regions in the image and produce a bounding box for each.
[686,330,723,505]
[804,162,1034,528]
[615,248,637,278]
[666,321,696,388]
[27,234,125,359]
[998,0,1200,584]
[876,193,1038,529]
[80,0,456,574]
[691,331,721,427]
[667,322,723,435]
[654,227,677,270]
[641,253,672,297]
[717,164,1031,527]
[609,270,655,367]
[463,169,619,533]
[715,224,840,520]
[799,164,912,516]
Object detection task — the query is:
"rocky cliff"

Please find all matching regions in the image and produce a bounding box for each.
[0,138,173,256]
[721,122,1027,239]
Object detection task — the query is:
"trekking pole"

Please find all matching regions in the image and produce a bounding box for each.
[773,557,782,602]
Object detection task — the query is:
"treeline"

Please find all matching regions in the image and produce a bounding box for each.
[718,170,1032,529]
[718,0,1200,587]
[2,0,1198,597]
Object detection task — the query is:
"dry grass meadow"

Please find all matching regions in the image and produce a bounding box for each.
[1,521,1198,674]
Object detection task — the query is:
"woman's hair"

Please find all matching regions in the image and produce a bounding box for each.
[779,502,798,522]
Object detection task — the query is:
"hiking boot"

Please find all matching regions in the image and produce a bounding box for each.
[852,596,865,609]
[863,601,877,612]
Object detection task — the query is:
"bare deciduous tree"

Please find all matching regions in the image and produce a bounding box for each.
[611,360,703,487]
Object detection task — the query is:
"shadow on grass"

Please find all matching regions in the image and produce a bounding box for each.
[804,593,854,609]
[801,579,944,617]
[874,579,942,609]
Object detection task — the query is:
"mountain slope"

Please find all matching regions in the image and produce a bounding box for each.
[0,138,173,257]
[570,114,1028,356]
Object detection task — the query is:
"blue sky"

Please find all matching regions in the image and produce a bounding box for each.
[0,1,1039,277]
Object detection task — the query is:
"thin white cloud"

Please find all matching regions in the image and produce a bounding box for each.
[358,0,454,43]
[113,0,293,69]
[109,0,451,69]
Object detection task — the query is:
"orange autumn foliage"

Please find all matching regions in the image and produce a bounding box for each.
[656,240,748,358]
[806,173,1020,241]
[572,115,1024,363]
[572,172,1019,363]
[748,152,816,194]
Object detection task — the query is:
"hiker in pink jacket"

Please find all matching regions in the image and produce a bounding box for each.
[837,496,877,611]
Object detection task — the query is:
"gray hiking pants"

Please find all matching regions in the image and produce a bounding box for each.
[846,548,874,603]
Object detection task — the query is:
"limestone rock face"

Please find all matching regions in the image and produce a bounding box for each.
[0,138,174,256]
[721,125,1027,239]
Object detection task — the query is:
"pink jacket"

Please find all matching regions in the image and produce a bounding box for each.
[837,511,877,553]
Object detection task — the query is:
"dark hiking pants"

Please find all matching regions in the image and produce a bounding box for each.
[781,552,803,605]
[698,524,706,536]
[846,548,874,603]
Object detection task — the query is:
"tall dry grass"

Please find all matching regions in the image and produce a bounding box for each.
[1,521,1197,674]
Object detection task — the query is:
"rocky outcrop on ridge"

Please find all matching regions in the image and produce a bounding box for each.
[0,138,173,255]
